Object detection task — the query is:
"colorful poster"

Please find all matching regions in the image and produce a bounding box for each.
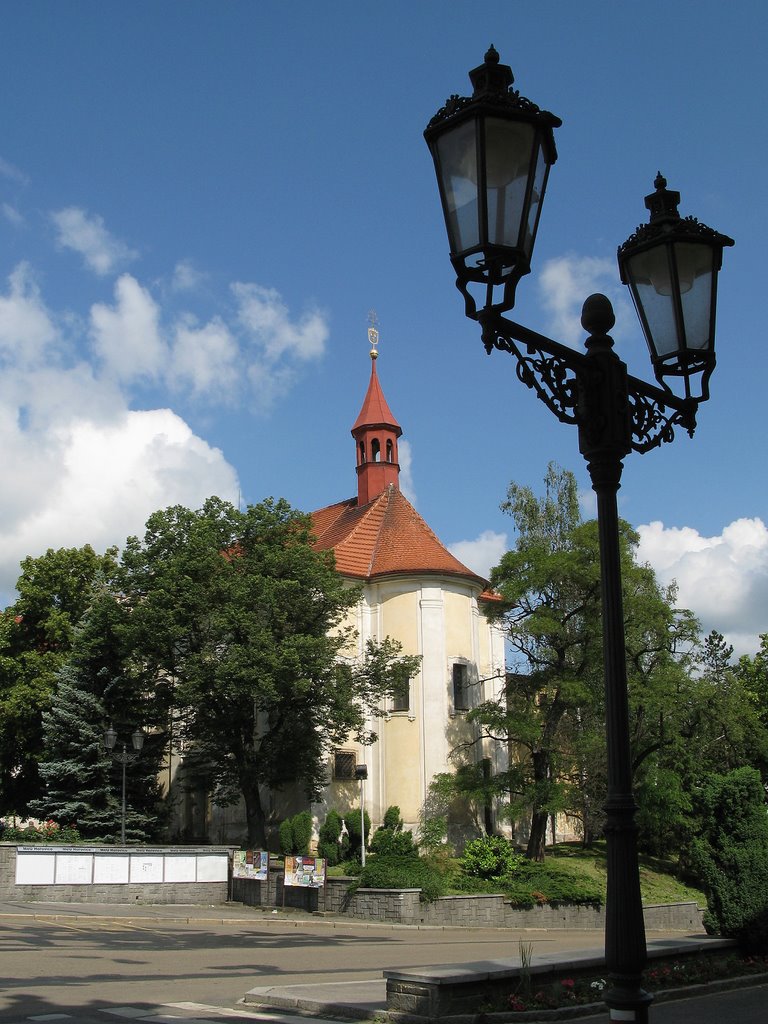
[233,849,269,880]
[283,855,326,888]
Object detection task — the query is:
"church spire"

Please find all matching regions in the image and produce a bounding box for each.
[351,315,402,506]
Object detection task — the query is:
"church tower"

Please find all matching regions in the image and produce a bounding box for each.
[350,318,402,505]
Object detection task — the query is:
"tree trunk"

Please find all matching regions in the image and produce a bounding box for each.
[242,780,268,849]
[527,809,548,861]
[526,750,551,861]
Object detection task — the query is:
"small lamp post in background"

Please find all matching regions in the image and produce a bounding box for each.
[424,47,732,1024]
[104,726,145,845]
[354,763,368,866]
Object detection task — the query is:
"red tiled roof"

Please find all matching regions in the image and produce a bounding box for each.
[311,485,487,588]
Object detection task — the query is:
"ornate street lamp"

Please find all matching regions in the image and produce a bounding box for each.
[426,49,732,1024]
[355,763,368,867]
[104,726,145,845]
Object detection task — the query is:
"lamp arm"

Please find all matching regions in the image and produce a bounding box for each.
[478,312,699,455]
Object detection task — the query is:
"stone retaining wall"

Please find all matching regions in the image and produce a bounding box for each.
[233,871,703,931]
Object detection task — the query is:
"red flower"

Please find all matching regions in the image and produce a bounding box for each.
[561,978,575,988]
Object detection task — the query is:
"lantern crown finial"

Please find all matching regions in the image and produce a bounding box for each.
[644,172,681,225]
[468,45,514,98]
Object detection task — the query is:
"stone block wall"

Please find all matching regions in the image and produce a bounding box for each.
[0,844,231,904]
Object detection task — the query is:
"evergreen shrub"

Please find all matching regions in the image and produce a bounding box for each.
[278,810,313,856]
[359,853,446,902]
[317,809,351,866]
[688,767,768,953]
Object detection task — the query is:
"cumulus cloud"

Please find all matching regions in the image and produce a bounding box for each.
[51,207,138,276]
[0,262,59,365]
[170,316,240,401]
[0,263,239,603]
[90,274,165,382]
[449,530,509,581]
[233,282,328,362]
[637,518,768,657]
[538,254,635,348]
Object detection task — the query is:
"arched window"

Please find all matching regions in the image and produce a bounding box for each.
[386,439,394,463]
[371,439,381,462]
[359,441,366,464]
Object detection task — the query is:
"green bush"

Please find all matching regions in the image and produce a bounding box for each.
[344,808,371,861]
[0,819,82,844]
[317,809,350,866]
[369,827,417,857]
[418,814,448,851]
[278,810,313,856]
[460,835,524,881]
[359,853,447,902]
[688,768,768,953]
[503,862,603,908]
[382,805,403,830]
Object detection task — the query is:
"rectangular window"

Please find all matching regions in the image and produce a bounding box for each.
[333,750,357,781]
[453,663,469,711]
[391,676,410,713]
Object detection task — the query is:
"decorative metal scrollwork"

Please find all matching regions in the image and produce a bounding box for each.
[483,322,580,427]
[627,384,697,454]
[482,315,699,457]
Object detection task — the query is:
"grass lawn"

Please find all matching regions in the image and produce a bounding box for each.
[543,842,706,906]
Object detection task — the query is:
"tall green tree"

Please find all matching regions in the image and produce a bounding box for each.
[120,496,419,847]
[0,545,117,814]
[465,464,703,861]
[30,591,167,841]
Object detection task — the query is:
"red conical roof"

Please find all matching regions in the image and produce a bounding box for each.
[351,358,402,436]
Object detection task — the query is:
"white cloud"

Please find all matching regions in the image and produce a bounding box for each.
[0,156,28,185]
[90,274,166,382]
[52,207,138,276]
[2,203,23,226]
[170,316,240,401]
[0,262,59,365]
[172,260,206,292]
[538,254,634,348]
[233,282,328,362]
[449,530,509,581]
[398,439,416,505]
[0,263,240,604]
[637,518,768,657]
[0,409,237,602]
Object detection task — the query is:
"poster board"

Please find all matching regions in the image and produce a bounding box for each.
[233,850,269,880]
[93,853,130,884]
[54,853,94,884]
[164,854,197,883]
[197,853,228,881]
[15,850,56,885]
[283,855,326,888]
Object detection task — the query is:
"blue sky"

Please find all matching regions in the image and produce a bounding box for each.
[0,1,765,655]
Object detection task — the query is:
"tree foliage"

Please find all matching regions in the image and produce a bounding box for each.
[0,545,118,813]
[29,591,167,842]
[118,496,419,847]
[463,464,707,860]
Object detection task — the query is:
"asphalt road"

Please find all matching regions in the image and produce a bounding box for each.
[0,906,765,1023]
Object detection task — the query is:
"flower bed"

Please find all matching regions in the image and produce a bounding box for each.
[503,953,768,1014]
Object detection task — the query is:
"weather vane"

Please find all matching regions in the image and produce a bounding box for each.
[367,309,379,359]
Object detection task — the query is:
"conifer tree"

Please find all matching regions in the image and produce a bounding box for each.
[31,591,167,842]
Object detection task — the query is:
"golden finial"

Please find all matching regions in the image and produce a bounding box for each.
[367,309,379,360]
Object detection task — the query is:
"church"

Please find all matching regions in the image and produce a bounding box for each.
[201,324,507,845]
[306,323,506,840]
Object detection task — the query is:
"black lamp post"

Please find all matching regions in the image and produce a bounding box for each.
[355,763,368,866]
[425,47,733,1024]
[104,726,145,845]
